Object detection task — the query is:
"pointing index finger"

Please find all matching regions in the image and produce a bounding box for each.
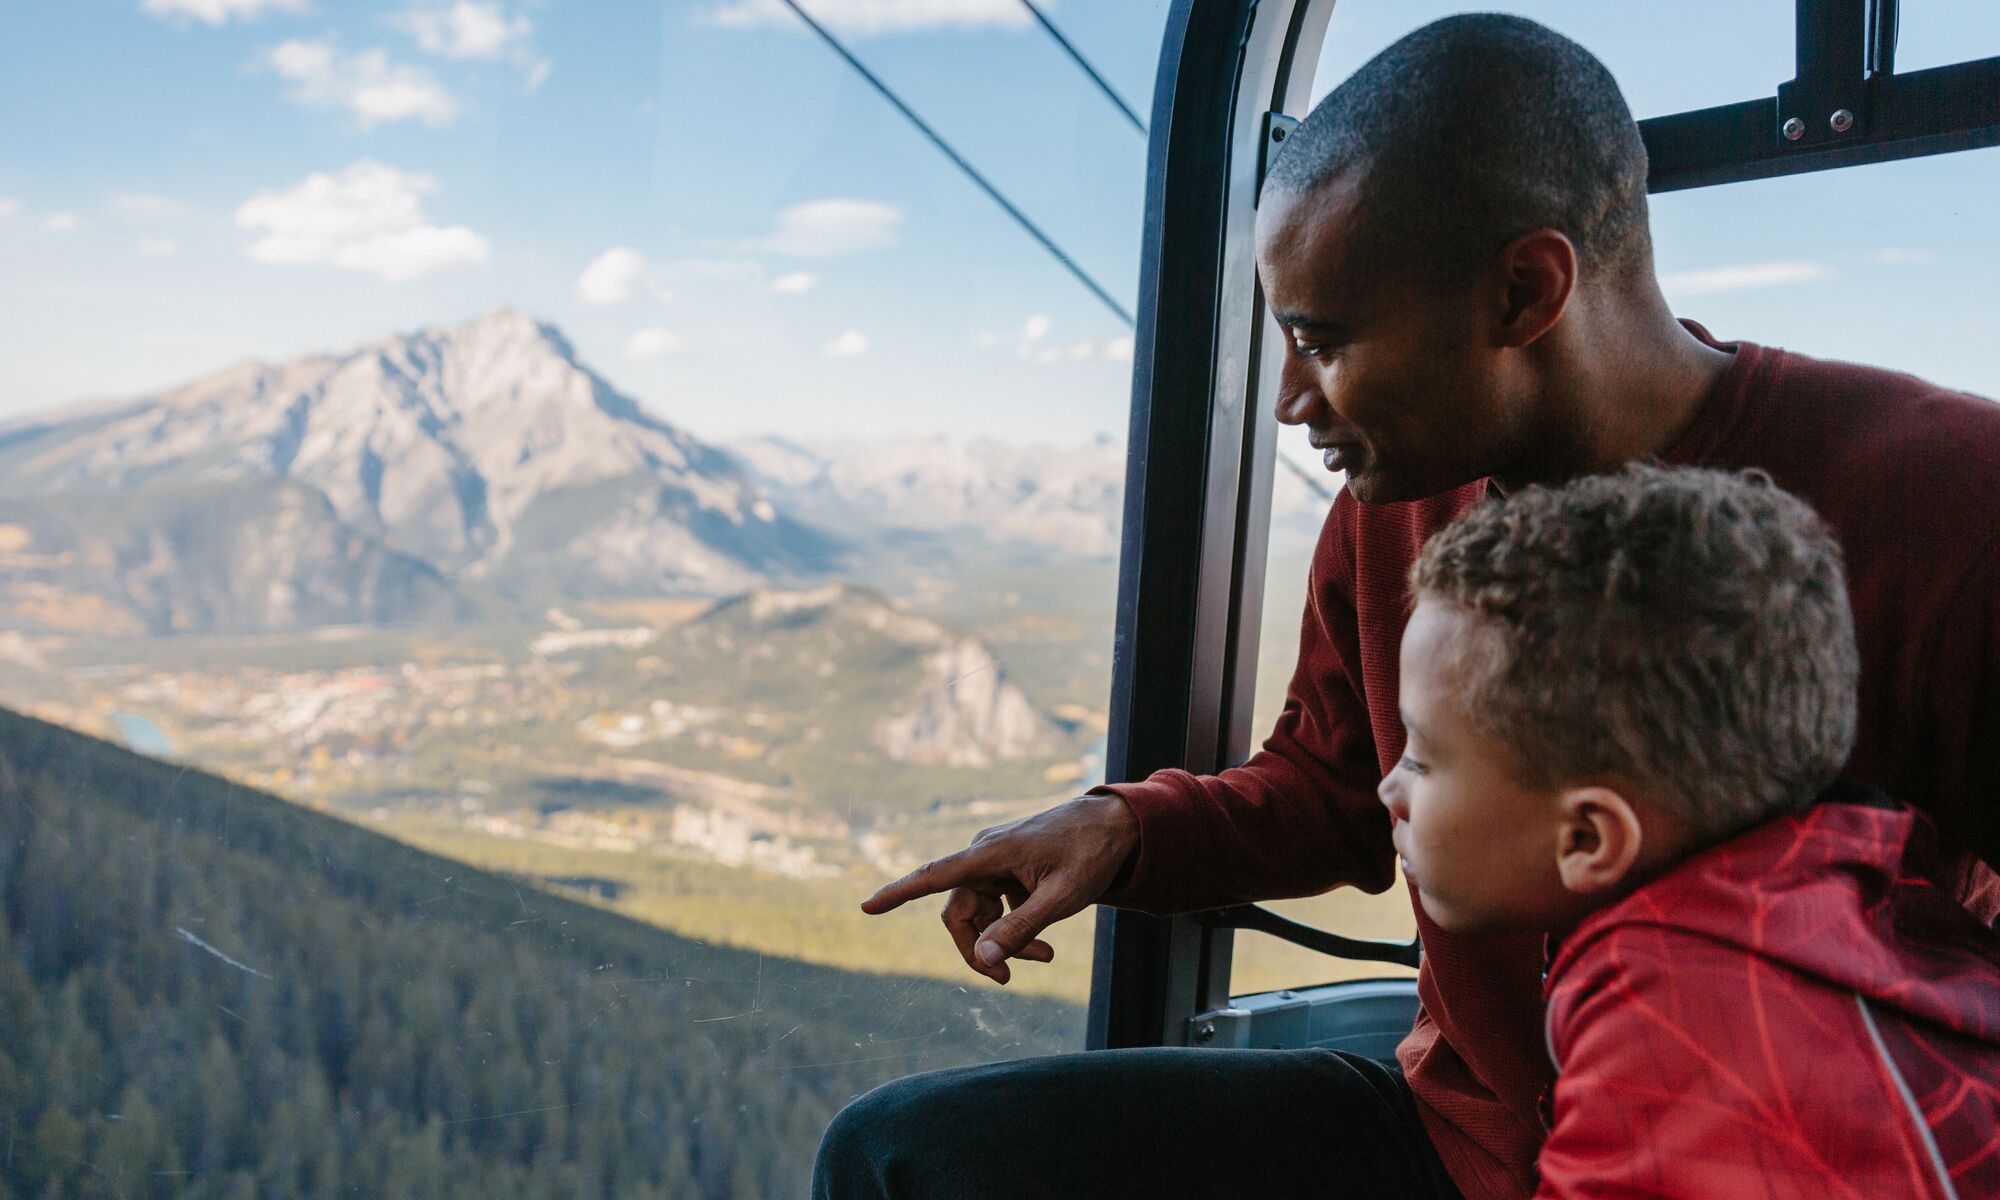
[861,847,992,914]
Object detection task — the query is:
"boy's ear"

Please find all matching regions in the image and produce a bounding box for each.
[1553,786,1644,896]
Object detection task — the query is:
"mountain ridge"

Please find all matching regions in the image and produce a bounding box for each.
[0,310,838,633]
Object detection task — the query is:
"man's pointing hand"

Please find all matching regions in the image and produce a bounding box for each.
[861,794,1140,985]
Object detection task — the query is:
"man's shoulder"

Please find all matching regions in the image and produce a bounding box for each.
[1719,343,2000,576]
[1735,344,2000,502]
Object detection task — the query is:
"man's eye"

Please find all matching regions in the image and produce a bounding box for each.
[1291,339,1328,360]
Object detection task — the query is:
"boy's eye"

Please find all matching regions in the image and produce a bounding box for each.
[1397,753,1428,776]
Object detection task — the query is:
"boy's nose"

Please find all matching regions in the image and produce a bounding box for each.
[1376,773,1408,823]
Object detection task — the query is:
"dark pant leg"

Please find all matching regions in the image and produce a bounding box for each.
[812,1047,1463,1200]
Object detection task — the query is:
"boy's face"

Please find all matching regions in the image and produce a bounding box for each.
[1378,600,1572,933]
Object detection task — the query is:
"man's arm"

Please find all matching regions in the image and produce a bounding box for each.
[863,497,1398,980]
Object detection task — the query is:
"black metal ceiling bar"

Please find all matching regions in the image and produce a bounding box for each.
[1644,32,2000,195]
[1193,905,1422,970]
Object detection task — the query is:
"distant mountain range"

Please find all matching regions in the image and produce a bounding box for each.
[0,310,831,633]
[0,310,1336,635]
[725,432,1333,563]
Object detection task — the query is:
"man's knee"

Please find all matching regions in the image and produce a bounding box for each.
[812,1071,940,1200]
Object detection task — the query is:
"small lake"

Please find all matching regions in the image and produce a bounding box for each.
[112,713,176,758]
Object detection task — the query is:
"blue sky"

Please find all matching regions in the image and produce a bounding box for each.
[4,1,1998,442]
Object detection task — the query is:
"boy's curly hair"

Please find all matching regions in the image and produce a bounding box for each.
[1410,464,1858,835]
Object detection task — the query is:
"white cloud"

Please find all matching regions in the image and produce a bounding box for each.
[981,314,1130,366]
[235,160,490,282]
[711,0,1030,36]
[42,213,80,233]
[268,39,458,128]
[626,327,687,359]
[770,271,817,295]
[824,329,869,357]
[764,198,902,258]
[137,237,181,257]
[398,2,548,85]
[576,247,650,305]
[1871,247,1936,266]
[0,198,19,219]
[143,0,310,25]
[1659,260,1831,297]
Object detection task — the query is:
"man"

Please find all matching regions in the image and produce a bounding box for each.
[815,14,2000,1200]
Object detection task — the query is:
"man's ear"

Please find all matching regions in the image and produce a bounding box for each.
[1491,228,1576,349]
[1554,785,1643,897]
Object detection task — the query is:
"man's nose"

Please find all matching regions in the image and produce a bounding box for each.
[1273,380,1327,427]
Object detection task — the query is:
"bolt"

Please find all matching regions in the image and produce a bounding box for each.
[1783,117,1806,141]
[1195,1022,1216,1044]
[1830,108,1855,133]
[1272,127,1288,142]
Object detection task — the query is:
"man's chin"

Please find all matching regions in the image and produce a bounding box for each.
[1343,467,1421,505]
[1344,464,1479,506]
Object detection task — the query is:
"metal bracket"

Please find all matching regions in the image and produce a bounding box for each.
[1256,112,1300,202]
[1777,0,1873,147]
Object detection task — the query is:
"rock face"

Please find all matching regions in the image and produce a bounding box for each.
[874,638,1054,768]
[0,310,835,632]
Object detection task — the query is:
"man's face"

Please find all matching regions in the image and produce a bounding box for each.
[1255,180,1522,504]
[1377,601,1567,933]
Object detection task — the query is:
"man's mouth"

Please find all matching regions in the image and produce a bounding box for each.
[1310,437,1362,474]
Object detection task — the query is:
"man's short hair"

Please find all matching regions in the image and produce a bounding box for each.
[1410,465,1859,836]
[1266,14,1652,286]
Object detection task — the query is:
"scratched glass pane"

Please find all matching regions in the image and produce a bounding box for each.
[0,3,1164,1194]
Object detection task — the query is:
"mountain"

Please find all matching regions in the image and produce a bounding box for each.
[0,310,835,633]
[727,432,1336,562]
[0,705,1080,1199]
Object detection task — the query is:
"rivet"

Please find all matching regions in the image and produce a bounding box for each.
[1783,117,1806,141]
[1195,1022,1216,1044]
[1830,108,1855,133]
[1272,127,1288,142]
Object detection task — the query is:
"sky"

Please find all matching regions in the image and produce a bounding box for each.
[3,1,1999,444]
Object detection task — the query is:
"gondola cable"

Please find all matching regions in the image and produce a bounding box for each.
[1017,0,1147,135]
[1013,4,1339,505]
[770,0,1135,328]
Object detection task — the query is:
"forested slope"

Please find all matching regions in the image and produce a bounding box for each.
[0,708,1080,1199]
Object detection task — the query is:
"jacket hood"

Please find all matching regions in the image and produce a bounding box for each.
[1552,778,2000,1044]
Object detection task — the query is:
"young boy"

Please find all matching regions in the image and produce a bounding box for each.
[1382,464,2000,1200]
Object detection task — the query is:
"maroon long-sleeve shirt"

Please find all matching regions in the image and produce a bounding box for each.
[1094,326,2000,1200]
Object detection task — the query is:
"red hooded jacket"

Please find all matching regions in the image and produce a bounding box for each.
[1537,783,2000,1200]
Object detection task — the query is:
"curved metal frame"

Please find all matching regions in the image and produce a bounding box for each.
[1087,0,1332,1051]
